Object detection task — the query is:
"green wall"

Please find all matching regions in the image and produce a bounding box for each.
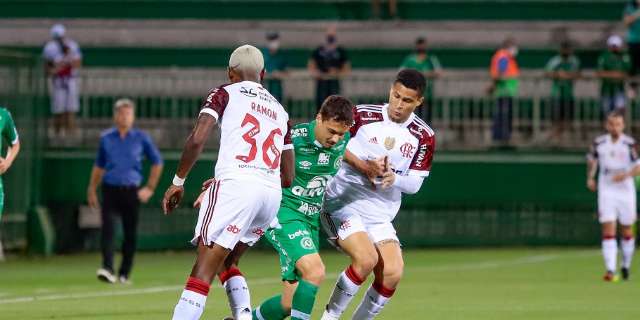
[42,152,600,251]
[0,1,624,20]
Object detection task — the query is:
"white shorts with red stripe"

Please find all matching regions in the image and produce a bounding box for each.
[191,178,281,250]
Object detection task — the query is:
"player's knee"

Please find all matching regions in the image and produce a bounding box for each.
[383,261,404,284]
[353,251,379,275]
[302,263,326,285]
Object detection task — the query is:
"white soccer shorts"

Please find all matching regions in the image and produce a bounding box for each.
[321,203,399,247]
[598,191,637,226]
[49,77,79,114]
[191,178,281,250]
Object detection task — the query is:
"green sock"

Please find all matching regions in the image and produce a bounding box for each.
[290,280,319,320]
[253,295,287,320]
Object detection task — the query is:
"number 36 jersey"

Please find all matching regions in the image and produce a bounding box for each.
[199,80,292,189]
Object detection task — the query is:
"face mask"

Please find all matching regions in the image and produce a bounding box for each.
[327,35,336,44]
[268,41,280,51]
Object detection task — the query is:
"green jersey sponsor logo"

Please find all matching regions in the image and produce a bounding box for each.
[291,174,331,198]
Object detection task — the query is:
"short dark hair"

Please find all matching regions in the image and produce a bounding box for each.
[560,40,572,50]
[607,109,625,120]
[319,95,354,126]
[395,69,426,97]
[416,37,426,45]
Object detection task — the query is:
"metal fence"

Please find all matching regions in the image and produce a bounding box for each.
[43,70,638,150]
[0,50,46,250]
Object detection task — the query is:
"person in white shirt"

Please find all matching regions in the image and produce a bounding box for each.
[162,45,294,320]
[587,111,640,282]
[320,69,436,320]
[42,24,82,136]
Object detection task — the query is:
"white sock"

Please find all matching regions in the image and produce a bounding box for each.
[622,237,635,269]
[223,274,251,318]
[352,283,394,320]
[324,265,364,317]
[602,238,618,272]
[172,289,208,320]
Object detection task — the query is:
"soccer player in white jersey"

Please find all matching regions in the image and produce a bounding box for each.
[162,45,295,320]
[320,69,436,319]
[587,111,640,282]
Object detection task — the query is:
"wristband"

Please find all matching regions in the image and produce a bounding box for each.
[172,174,185,186]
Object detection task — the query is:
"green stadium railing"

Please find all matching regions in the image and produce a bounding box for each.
[0,46,606,70]
[0,50,47,252]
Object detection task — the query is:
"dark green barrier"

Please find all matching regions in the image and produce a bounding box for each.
[1,46,604,69]
[0,0,624,21]
[41,151,599,251]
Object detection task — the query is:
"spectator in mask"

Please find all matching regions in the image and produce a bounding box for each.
[308,26,351,110]
[400,37,442,123]
[262,31,289,103]
[598,35,631,116]
[488,37,520,145]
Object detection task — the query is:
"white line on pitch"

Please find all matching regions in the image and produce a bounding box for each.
[0,252,594,305]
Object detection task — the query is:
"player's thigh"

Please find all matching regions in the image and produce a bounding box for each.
[239,186,282,247]
[598,194,618,226]
[267,220,319,282]
[218,242,251,273]
[337,231,378,271]
[617,194,637,227]
[194,180,275,250]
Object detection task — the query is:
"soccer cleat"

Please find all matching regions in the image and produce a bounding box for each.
[118,275,132,285]
[621,267,630,280]
[97,268,116,284]
[603,271,620,282]
[320,308,340,320]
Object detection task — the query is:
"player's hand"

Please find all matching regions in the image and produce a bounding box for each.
[362,156,387,188]
[137,186,154,204]
[612,173,629,183]
[194,190,206,208]
[87,188,100,210]
[162,185,184,215]
[201,178,215,191]
[587,178,597,192]
[380,170,396,189]
[0,157,10,175]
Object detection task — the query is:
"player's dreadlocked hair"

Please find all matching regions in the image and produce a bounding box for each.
[319,95,354,126]
[395,69,426,97]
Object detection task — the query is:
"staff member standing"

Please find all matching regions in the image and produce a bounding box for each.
[87,98,163,284]
[0,106,20,261]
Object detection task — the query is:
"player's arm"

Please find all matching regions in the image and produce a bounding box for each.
[586,143,598,191]
[382,132,436,194]
[344,149,385,187]
[162,114,216,214]
[624,8,640,27]
[0,114,20,175]
[87,165,105,209]
[613,143,640,182]
[280,149,295,187]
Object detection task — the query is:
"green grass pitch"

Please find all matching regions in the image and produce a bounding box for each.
[0,248,638,319]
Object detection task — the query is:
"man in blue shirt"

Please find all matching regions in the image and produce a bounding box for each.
[87,98,163,284]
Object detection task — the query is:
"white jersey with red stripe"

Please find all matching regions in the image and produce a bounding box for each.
[588,133,640,194]
[200,80,292,189]
[325,103,435,221]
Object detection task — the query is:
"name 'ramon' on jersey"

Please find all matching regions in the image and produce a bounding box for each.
[199,80,292,189]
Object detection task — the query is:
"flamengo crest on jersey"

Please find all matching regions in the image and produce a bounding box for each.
[199,81,292,188]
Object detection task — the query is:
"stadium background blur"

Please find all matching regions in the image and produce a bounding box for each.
[1,1,640,316]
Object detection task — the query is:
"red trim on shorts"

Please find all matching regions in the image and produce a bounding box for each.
[623,236,635,241]
[373,280,396,298]
[603,235,616,240]
[201,181,221,245]
[219,267,243,284]
[185,277,210,296]
[345,265,365,285]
